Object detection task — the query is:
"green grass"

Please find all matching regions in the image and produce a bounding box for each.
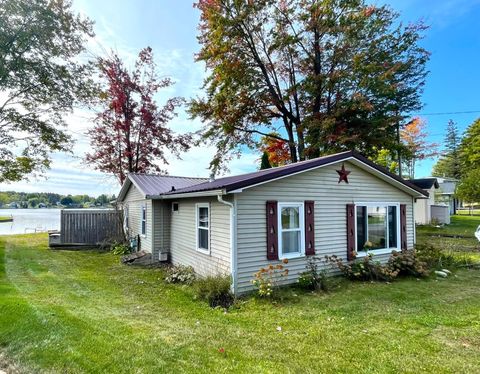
[457,209,480,216]
[0,216,12,222]
[1,234,480,373]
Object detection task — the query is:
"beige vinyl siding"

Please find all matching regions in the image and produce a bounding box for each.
[235,161,415,293]
[123,184,152,254]
[170,197,231,276]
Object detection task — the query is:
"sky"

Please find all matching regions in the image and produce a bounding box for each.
[1,0,480,197]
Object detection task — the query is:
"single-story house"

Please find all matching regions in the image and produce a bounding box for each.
[434,177,462,215]
[411,178,439,224]
[117,150,428,294]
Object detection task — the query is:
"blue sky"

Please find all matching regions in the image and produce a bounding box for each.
[1,0,479,196]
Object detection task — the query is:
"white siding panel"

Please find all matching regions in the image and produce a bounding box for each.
[123,184,152,254]
[235,161,415,293]
[170,197,230,276]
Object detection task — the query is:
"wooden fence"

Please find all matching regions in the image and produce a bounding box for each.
[60,209,123,246]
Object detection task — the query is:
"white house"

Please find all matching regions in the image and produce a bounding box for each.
[411,178,439,225]
[117,151,427,294]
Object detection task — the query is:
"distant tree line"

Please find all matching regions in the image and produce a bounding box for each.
[0,191,116,209]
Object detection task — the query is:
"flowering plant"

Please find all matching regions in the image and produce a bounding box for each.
[251,259,289,297]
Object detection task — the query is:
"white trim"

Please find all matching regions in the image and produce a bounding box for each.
[228,157,426,198]
[150,189,225,200]
[195,203,210,255]
[277,202,305,259]
[354,202,401,256]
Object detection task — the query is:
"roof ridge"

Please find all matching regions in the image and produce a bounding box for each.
[129,173,208,180]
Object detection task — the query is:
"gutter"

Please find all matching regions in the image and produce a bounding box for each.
[217,194,237,295]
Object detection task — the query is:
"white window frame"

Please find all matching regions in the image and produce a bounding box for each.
[124,205,129,231]
[354,202,401,257]
[278,202,305,259]
[141,205,147,237]
[195,203,210,255]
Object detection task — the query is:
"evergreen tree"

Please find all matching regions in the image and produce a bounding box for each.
[260,152,272,170]
[432,120,462,179]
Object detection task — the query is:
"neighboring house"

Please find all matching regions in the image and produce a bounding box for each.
[411,178,439,224]
[117,151,427,294]
[434,177,462,215]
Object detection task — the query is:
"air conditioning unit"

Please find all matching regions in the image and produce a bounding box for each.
[159,252,168,262]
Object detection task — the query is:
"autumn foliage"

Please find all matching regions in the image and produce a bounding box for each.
[259,134,290,167]
[86,48,190,184]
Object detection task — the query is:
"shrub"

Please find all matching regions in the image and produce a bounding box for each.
[387,249,429,277]
[251,260,289,297]
[194,275,233,308]
[416,243,478,269]
[164,265,196,285]
[326,254,398,282]
[111,243,130,255]
[297,256,329,291]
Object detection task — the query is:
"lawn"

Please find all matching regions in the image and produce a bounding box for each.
[1,234,480,373]
[0,216,13,222]
[416,215,480,252]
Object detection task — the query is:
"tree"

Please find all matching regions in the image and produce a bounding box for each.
[0,0,96,182]
[456,169,480,211]
[459,118,480,172]
[432,120,462,179]
[60,196,73,206]
[371,148,398,173]
[260,152,272,169]
[258,133,290,167]
[190,0,429,173]
[86,48,190,185]
[400,117,438,179]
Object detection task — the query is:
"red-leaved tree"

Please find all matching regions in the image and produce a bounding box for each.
[86,47,190,184]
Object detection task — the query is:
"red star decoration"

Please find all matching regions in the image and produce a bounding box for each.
[336,163,351,184]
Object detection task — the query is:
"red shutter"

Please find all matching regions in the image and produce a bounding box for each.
[346,204,355,261]
[266,201,278,260]
[400,204,407,249]
[305,201,315,256]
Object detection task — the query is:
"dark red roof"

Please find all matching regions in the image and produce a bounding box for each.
[165,150,428,197]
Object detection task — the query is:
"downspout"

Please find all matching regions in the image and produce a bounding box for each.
[217,194,237,295]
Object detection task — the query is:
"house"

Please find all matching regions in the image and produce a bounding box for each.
[411,178,439,224]
[117,150,427,294]
[434,177,462,215]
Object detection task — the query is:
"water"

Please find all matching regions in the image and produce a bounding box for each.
[0,209,60,235]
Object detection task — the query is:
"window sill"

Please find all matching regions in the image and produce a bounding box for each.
[279,253,305,260]
[196,248,210,256]
[356,248,398,257]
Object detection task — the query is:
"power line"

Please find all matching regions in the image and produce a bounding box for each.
[414,110,480,116]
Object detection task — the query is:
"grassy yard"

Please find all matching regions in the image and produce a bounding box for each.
[1,234,480,373]
[0,216,13,222]
[416,215,480,252]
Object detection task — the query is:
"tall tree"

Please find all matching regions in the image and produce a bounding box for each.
[260,151,272,169]
[190,0,429,173]
[459,118,480,172]
[258,133,291,167]
[432,120,462,179]
[86,48,190,185]
[400,117,438,179]
[456,168,480,210]
[0,0,96,182]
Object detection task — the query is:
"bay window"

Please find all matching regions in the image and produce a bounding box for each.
[356,203,399,254]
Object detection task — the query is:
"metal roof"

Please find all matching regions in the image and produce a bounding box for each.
[117,174,208,201]
[410,178,439,190]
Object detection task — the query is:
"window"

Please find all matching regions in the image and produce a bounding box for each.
[278,202,305,258]
[124,205,129,230]
[172,202,179,212]
[196,203,209,253]
[141,205,146,236]
[356,203,399,254]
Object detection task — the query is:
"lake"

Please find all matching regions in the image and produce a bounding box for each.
[0,209,60,235]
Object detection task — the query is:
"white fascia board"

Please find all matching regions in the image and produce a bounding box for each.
[148,189,226,200]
